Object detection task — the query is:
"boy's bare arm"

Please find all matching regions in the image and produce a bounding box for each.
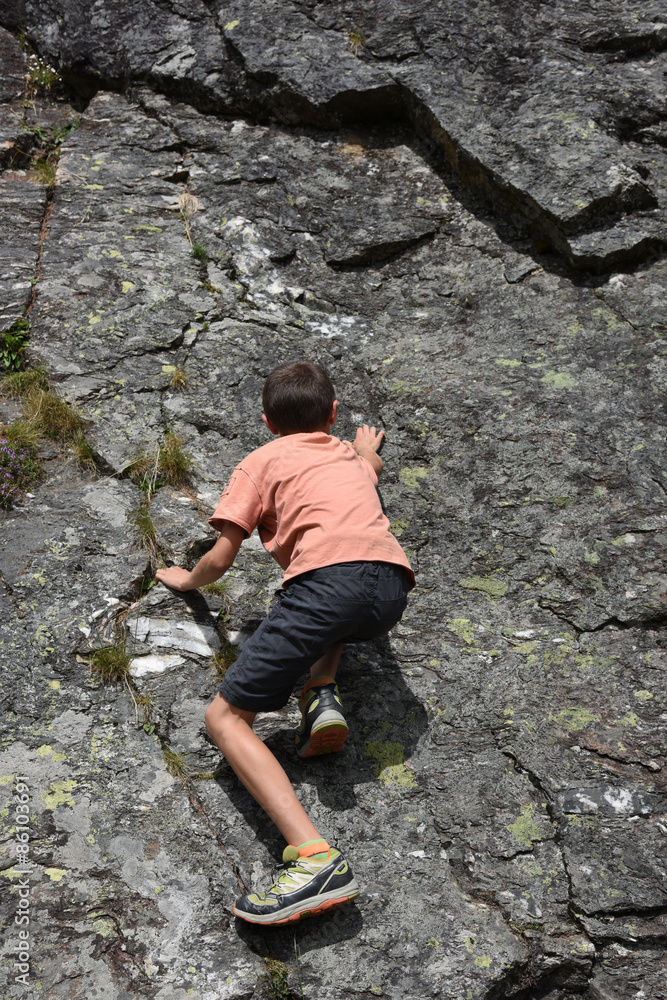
[350,424,384,475]
[155,522,245,592]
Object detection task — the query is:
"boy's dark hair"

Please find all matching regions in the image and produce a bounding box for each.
[262,360,336,433]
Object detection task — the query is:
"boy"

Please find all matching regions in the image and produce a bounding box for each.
[156,360,414,925]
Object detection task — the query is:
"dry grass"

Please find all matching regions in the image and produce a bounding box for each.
[169,367,188,390]
[163,745,189,780]
[1,368,49,397]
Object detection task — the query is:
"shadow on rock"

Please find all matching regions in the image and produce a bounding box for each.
[234,901,364,957]
[219,634,428,855]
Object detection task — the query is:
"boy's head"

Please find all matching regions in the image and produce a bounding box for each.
[262,360,337,435]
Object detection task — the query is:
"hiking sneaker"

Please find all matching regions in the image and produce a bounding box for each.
[233,846,359,926]
[296,680,349,757]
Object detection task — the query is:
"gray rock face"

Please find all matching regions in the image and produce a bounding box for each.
[0,4,666,999]
[12,0,667,271]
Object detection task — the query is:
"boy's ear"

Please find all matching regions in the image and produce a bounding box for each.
[328,400,338,427]
[262,413,280,435]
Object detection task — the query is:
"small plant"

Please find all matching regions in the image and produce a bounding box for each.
[169,366,188,390]
[1,319,30,371]
[348,27,365,54]
[135,692,153,726]
[26,51,61,94]
[192,243,207,262]
[263,959,292,1000]
[32,157,57,186]
[159,431,191,486]
[129,498,159,558]
[163,745,188,780]
[1,419,40,452]
[0,434,40,508]
[73,433,97,473]
[210,640,238,681]
[90,641,131,683]
[201,580,228,597]
[178,191,200,249]
[0,367,48,396]
[22,385,84,442]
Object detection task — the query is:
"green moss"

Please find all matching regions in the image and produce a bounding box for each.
[459,575,507,597]
[612,533,635,547]
[513,641,537,655]
[541,371,578,389]
[446,618,476,644]
[390,519,410,537]
[506,805,545,848]
[399,466,429,489]
[365,741,417,788]
[42,779,77,810]
[550,707,599,731]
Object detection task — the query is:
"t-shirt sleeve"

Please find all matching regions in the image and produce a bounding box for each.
[208,468,262,536]
[358,454,379,487]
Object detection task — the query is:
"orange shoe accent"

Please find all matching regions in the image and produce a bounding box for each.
[268,893,358,926]
[301,720,349,757]
[300,676,337,698]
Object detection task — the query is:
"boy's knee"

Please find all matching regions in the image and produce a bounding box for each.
[205,693,253,736]
[205,693,227,734]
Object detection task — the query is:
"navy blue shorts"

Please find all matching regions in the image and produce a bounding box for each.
[219,561,410,713]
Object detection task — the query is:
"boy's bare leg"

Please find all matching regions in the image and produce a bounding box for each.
[205,694,322,846]
[309,641,344,682]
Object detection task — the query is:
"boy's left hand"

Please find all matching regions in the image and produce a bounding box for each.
[350,424,384,455]
[155,566,193,592]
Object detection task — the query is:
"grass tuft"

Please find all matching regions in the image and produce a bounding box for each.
[201,580,228,597]
[164,745,189,780]
[1,418,40,451]
[90,642,131,683]
[0,367,49,397]
[169,366,188,390]
[32,157,57,186]
[128,432,191,490]
[129,498,158,557]
[73,433,98,473]
[192,243,207,262]
[22,386,84,442]
[210,640,238,681]
[159,431,191,486]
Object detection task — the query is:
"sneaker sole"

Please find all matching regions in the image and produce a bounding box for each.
[233,884,360,926]
[298,721,349,758]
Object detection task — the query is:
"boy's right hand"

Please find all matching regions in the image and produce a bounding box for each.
[155,566,193,591]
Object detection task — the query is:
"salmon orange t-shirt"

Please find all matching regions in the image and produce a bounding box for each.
[208,432,415,588]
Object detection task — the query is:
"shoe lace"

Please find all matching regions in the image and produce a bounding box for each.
[269,858,312,894]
